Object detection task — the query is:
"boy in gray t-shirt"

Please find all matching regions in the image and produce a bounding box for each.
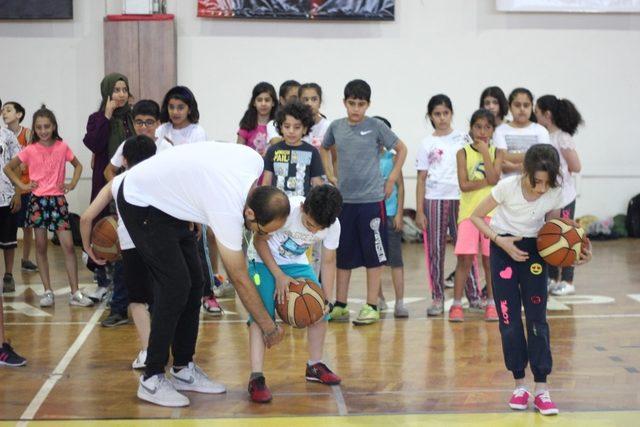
[321,79,407,325]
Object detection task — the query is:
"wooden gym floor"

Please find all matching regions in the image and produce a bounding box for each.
[1,239,639,426]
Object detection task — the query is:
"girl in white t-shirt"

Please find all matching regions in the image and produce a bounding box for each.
[493,88,551,178]
[535,95,583,296]
[470,144,592,416]
[415,94,482,316]
[155,86,207,146]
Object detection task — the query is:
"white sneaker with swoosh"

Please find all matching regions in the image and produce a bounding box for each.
[169,362,226,394]
[137,374,189,407]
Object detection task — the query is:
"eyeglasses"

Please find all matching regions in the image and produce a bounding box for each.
[134,119,157,128]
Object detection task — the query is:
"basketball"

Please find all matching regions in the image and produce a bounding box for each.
[91,216,120,262]
[276,278,326,328]
[537,218,587,267]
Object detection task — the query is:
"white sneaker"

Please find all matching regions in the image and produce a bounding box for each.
[70,291,94,307]
[87,286,109,302]
[169,362,226,394]
[548,279,558,292]
[132,350,147,370]
[551,281,575,296]
[40,291,54,307]
[137,374,189,407]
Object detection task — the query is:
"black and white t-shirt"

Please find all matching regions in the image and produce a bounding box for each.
[264,141,324,197]
[0,128,21,207]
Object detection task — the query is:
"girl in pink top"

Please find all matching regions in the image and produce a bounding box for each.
[4,105,92,308]
[237,82,277,156]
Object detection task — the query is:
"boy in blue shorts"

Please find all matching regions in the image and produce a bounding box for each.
[246,185,342,403]
[321,79,407,325]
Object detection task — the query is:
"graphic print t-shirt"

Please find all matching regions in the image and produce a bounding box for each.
[263,141,324,197]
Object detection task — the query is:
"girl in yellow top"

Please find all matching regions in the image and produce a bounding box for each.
[450,109,504,322]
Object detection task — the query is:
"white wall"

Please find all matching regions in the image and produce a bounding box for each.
[2,0,639,218]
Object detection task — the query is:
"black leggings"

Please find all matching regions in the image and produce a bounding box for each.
[491,237,552,383]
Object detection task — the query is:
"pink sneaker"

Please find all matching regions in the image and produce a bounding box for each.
[448,305,464,322]
[484,304,499,322]
[202,295,223,316]
[534,391,559,415]
[508,387,530,410]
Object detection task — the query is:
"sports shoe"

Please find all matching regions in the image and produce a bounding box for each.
[305,362,341,385]
[40,291,54,307]
[534,391,559,415]
[2,274,15,293]
[551,281,575,296]
[548,279,559,292]
[484,304,499,322]
[169,362,226,394]
[212,275,235,298]
[70,291,94,307]
[248,375,272,403]
[132,349,147,369]
[0,342,27,367]
[508,387,530,410]
[448,304,464,322]
[137,374,189,407]
[394,304,409,318]
[444,271,455,288]
[87,286,109,303]
[21,259,38,272]
[328,305,350,322]
[378,296,388,311]
[101,312,129,327]
[353,304,380,325]
[426,299,444,316]
[202,294,223,316]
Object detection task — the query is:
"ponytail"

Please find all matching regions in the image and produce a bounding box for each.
[537,95,584,135]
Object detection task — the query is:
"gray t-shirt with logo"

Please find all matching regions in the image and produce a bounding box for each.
[322,117,398,203]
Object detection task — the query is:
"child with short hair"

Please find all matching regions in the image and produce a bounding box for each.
[535,95,583,296]
[4,105,91,307]
[247,185,342,403]
[415,94,482,317]
[450,109,504,322]
[156,86,206,146]
[470,144,592,415]
[262,101,324,196]
[238,82,277,156]
[2,101,37,274]
[81,135,158,369]
[267,79,301,144]
[322,79,408,325]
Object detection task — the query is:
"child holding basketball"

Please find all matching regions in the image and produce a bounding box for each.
[450,109,504,322]
[238,82,278,156]
[4,105,92,308]
[535,95,583,296]
[81,135,158,370]
[246,185,342,403]
[415,94,482,316]
[470,144,592,415]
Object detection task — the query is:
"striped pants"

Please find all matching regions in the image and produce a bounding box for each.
[423,199,481,303]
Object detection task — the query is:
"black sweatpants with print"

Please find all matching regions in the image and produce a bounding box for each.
[117,184,204,378]
[490,237,552,383]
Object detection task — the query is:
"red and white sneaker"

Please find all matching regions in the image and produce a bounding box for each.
[202,295,223,316]
[508,387,531,410]
[484,304,499,322]
[248,376,272,403]
[534,391,559,415]
[305,362,341,385]
[448,305,464,322]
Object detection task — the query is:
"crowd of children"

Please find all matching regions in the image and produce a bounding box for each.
[0,79,591,415]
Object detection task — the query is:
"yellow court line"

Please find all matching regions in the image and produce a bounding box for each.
[5,411,639,427]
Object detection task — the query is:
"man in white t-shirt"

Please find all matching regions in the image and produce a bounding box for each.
[114,142,289,408]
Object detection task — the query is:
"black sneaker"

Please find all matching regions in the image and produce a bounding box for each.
[21,259,38,272]
[101,312,129,328]
[0,342,27,367]
[2,273,15,293]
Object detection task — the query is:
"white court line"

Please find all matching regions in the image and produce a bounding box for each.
[18,302,107,421]
[332,385,349,415]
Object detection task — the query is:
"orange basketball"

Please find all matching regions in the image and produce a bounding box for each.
[537,218,586,267]
[276,278,326,328]
[91,216,120,262]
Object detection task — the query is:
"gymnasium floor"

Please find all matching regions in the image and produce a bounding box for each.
[1,239,639,426]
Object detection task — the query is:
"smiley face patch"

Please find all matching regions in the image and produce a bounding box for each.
[530,263,543,275]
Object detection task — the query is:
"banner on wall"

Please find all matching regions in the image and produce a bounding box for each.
[497,0,640,12]
[197,0,395,20]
